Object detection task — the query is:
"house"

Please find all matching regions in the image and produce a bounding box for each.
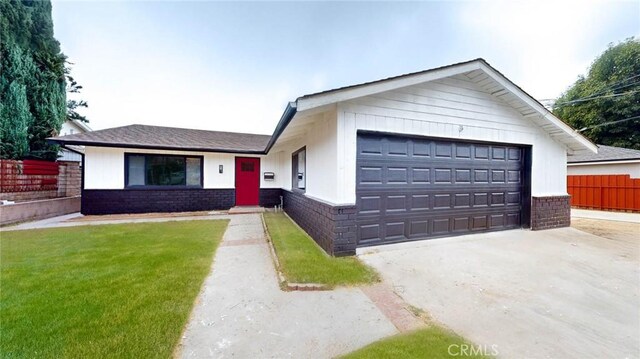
[58,119,92,162]
[567,145,640,178]
[567,145,640,212]
[49,59,597,255]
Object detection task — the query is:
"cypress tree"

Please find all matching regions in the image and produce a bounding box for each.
[0,0,67,160]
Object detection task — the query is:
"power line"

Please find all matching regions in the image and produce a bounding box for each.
[555,90,640,107]
[547,73,640,107]
[577,115,640,132]
[573,80,640,103]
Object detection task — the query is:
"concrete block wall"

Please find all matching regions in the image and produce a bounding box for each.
[531,195,571,230]
[81,189,236,215]
[57,161,81,197]
[282,190,357,256]
[1,160,81,202]
[1,196,81,226]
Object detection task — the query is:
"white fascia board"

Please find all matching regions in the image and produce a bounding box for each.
[296,61,482,112]
[477,62,598,154]
[568,159,640,166]
[72,120,92,133]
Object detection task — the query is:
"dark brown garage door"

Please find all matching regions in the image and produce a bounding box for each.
[356,132,529,247]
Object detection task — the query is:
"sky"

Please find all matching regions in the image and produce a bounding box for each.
[51,1,640,134]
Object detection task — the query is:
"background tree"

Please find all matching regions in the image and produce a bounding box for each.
[65,65,89,123]
[553,38,640,149]
[0,0,67,160]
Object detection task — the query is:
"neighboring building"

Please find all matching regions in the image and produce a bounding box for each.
[567,145,640,212]
[58,119,92,162]
[50,59,597,255]
[567,145,640,178]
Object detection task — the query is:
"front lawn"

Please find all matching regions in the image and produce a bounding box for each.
[0,220,228,358]
[341,327,492,359]
[263,212,378,287]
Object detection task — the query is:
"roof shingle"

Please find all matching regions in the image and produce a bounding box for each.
[567,145,640,163]
[48,124,271,153]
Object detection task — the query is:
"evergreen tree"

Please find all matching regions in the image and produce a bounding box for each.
[0,0,67,160]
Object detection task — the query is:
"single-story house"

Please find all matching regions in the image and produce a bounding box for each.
[49,58,597,255]
[568,145,640,178]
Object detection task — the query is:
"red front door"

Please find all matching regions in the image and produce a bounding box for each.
[235,157,260,206]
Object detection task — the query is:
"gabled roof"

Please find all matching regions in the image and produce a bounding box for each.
[50,59,597,156]
[49,124,271,154]
[568,145,640,163]
[269,58,597,155]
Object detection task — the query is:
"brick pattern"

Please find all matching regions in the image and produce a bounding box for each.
[259,188,283,208]
[57,161,81,197]
[531,195,571,230]
[81,188,235,215]
[282,190,357,256]
[1,160,81,202]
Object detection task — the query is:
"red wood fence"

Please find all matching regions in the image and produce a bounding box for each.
[0,160,59,193]
[567,174,640,212]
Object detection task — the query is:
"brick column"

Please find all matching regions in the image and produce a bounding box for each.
[531,195,571,230]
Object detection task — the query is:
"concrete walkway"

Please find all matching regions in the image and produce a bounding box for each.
[572,208,640,223]
[178,214,398,358]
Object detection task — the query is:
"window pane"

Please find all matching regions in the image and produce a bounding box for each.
[127,155,145,186]
[146,156,186,186]
[186,158,201,186]
[241,162,254,172]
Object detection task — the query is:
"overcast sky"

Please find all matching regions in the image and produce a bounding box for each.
[52,1,639,134]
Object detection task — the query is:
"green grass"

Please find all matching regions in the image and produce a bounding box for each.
[263,212,378,287]
[341,327,493,359]
[0,220,228,358]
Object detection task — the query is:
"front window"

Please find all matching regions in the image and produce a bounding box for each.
[125,154,202,187]
[292,147,306,191]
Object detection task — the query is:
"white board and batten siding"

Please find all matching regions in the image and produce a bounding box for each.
[268,109,340,203]
[334,74,568,205]
[83,146,285,190]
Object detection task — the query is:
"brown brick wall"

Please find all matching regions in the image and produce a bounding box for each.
[531,195,571,230]
[1,160,81,202]
[282,190,357,256]
[57,161,81,197]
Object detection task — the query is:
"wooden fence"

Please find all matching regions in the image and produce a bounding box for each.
[1,159,59,193]
[567,174,640,212]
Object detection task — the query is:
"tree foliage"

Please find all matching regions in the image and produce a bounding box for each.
[0,0,67,160]
[65,65,89,123]
[553,38,640,150]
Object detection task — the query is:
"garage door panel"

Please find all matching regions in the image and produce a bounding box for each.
[356,212,523,244]
[385,222,405,238]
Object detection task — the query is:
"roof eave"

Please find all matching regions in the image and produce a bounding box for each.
[476,62,598,154]
[46,138,266,155]
[567,158,640,164]
[264,102,298,153]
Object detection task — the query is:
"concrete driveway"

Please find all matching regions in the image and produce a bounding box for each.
[358,223,640,358]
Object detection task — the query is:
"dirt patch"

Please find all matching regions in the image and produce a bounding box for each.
[66,211,221,222]
[572,218,639,261]
[572,218,639,241]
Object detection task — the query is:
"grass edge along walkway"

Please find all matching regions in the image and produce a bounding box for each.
[0,219,228,358]
[263,212,378,288]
